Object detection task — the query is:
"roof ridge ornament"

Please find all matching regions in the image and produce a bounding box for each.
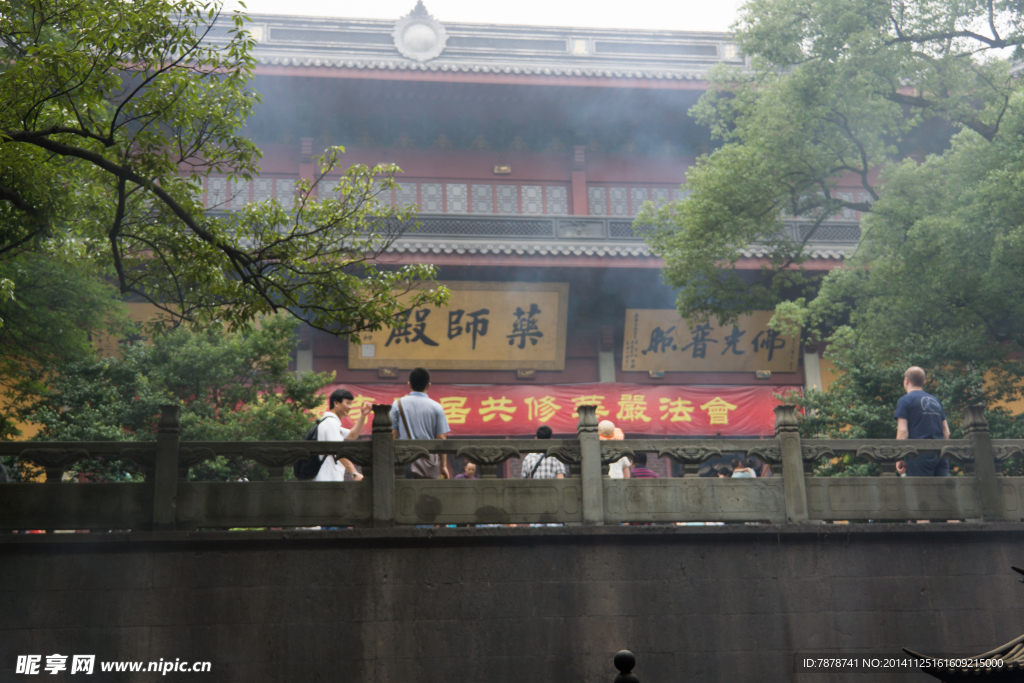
[409,0,430,18]
[393,2,447,62]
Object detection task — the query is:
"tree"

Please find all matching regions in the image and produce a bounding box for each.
[2,314,334,482]
[1,0,447,338]
[638,0,1024,434]
[0,254,128,439]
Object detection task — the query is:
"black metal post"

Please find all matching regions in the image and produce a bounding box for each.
[613,650,639,683]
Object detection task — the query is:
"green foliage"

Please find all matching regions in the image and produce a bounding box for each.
[638,0,1024,434]
[2,315,333,482]
[813,456,880,478]
[1,0,448,339]
[639,0,1024,322]
[0,254,128,439]
[786,324,1024,438]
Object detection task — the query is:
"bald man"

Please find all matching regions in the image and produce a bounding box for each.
[895,366,950,476]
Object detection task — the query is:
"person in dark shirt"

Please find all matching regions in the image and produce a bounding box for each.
[895,366,951,476]
[748,456,772,478]
[629,453,660,478]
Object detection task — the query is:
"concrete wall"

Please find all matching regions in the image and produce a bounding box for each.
[3,524,1023,683]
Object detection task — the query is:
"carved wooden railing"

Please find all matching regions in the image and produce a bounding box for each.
[2,404,1022,530]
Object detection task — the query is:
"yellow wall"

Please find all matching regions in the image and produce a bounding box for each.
[5,302,169,442]
[819,356,841,392]
[986,370,1024,415]
[815,359,1024,418]
[92,302,174,358]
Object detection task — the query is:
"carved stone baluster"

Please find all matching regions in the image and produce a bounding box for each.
[546,444,580,478]
[994,445,1024,475]
[19,449,90,484]
[152,405,181,531]
[601,446,635,476]
[749,445,784,474]
[657,446,721,473]
[458,446,519,478]
[963,405,1010,522]
[245,447,309,480]
[577,405,604,525]
[178,448,215,481]
[45,460,65,484]
[371,404,396,528]
[775,404,809,524]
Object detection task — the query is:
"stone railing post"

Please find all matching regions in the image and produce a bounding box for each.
[152,404,180,530]
[577,405,604,525]
[371,404,396,528]
[963,405,1008,521]
[775,405,809,524]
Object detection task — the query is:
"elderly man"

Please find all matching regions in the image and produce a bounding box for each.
[599,420,630,479]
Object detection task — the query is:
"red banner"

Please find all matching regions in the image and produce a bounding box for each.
[324,383,801,437]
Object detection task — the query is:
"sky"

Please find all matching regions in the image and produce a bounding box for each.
[235,0,746,33]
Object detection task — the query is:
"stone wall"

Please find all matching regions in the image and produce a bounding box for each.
[3,524,1023,682]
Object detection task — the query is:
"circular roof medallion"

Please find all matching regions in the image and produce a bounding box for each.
[393,2,447,62]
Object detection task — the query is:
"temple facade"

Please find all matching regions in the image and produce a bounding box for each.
[202,3,861,442]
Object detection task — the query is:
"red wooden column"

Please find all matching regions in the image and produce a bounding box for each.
[571,145,588,215]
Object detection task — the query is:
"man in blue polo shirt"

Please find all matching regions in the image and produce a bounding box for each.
[390,367,452,479]
[895,366,951,476]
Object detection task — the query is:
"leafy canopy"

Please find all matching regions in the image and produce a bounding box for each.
[0,0,447,337]
[639,0,1023,324]
[2,314,334,482]
[0,254,128,440]
[637,0,1024,435]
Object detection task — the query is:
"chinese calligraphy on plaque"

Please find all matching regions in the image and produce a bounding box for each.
[350,282,568,371]
[622,310,799,373]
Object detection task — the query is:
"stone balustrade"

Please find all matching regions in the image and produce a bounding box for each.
[2,404,1022,530]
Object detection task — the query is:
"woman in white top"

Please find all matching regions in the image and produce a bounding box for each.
[730,458,758,478]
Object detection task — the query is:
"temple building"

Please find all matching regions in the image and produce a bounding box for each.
[203,3,862,449]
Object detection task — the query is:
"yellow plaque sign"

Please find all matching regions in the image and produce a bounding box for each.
[349,282,569,371]
[621,310,799,373]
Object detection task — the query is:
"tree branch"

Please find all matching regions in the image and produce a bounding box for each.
[884,28,1013,49]
[4,125,113,147]
[0,185,46,257]
[886,92,997,141]
[7,133,253,266]
[108,175,129,292]
[988,0,1001,44]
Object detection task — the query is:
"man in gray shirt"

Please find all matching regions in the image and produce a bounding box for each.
[390,367,452,479]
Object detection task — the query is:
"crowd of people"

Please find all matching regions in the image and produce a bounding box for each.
[308,365,954,481]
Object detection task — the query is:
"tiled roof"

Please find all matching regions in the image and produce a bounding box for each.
[386,239,854,260]
[224,6,744,82]
[255,55,711,81]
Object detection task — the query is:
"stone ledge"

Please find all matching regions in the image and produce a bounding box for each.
[3,521,1024,551]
